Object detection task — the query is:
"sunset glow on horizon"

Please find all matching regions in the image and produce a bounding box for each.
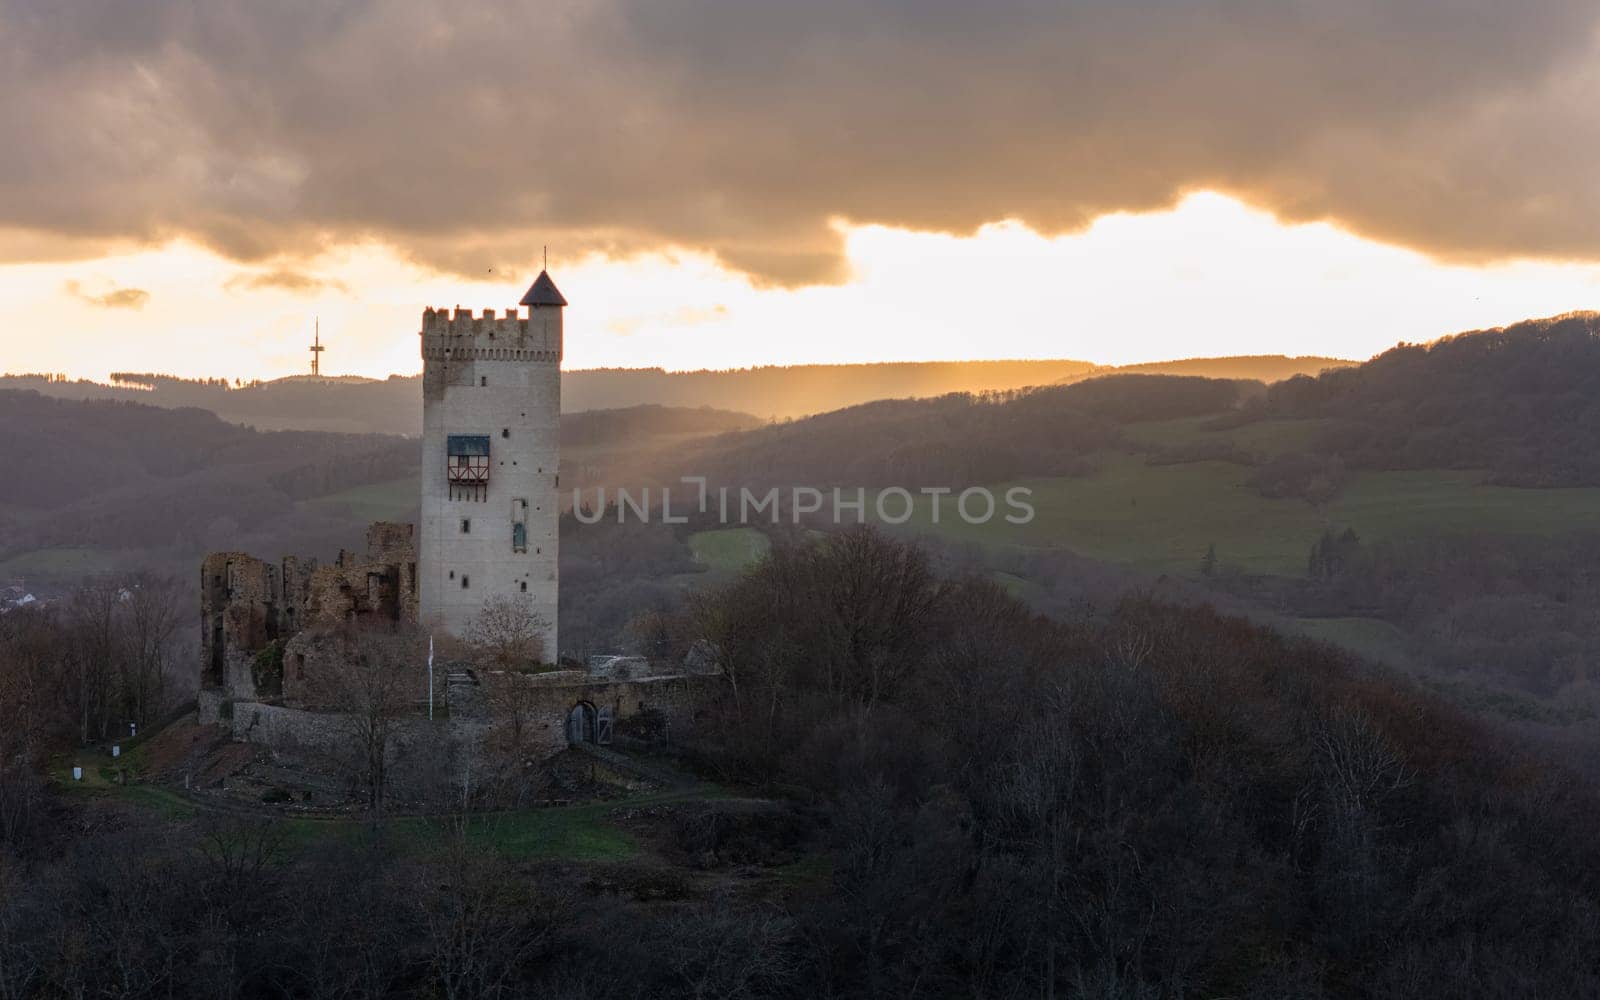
[3,192,1597,383]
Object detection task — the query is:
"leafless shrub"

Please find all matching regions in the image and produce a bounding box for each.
[463,594,552,668]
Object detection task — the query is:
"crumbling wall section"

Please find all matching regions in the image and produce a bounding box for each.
[476,671,716,760]
[201,552,281,697]
[199,522,417,709]
[228,701,467,798]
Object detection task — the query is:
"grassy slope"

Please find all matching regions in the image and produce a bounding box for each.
[879,456,1600,577]
[0,546,122,579]
[1121,415,1330,453]
[1290,617,1417,669]
[53,712,731,865]
[56,748,728,864]
[296,414,1600,583]
[302,476,418,523]
[688,527,772,574]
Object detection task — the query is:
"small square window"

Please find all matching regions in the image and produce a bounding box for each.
[460,518,471,533]
[479,376,487,387]
[501,428,509,438]
[461,575,469,589]
[519,581,527,592]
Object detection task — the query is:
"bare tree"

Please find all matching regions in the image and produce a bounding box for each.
[484,673,539,751]
[419,820,557,1000]
[319,623,425,820]
[0,608,75,856]
[66,576,123,743]
[119,572,183,727]
[462,594,551,669]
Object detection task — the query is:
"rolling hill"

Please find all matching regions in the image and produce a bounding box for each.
[1255,312,1600,485]
[2,353,1349,433]
[0,392,757,583]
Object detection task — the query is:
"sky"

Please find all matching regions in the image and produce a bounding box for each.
[3,0,1599,381]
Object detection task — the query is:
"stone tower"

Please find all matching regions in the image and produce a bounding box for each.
[418,270,565,658]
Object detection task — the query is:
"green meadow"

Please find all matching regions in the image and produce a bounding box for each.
[303,477,417,522]
[688,526,772,574]
[1120,415,1331,455]
[0,546,121,579]
[878,455,1600,578]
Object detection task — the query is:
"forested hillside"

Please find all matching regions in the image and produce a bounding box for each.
[0,392,760,581]
[0,392,418,578]
[1256,312,1600,485]
[672,374,1255,489]
[6,529,1600,997]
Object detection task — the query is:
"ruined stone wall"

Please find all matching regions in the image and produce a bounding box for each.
[280,555,318,633]
[475,671,715,759]
[228,700,435,757]
[200,522,418,706]
[304,522,419,628]
[197,687,226,726]
[220,666,717,802]
[227,700,465,796]
[201,552,286,694]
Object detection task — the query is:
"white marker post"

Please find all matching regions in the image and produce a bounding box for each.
[428,633,435,720]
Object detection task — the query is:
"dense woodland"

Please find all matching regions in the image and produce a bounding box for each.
[1251,312,1600,485]
[674,375,1252,491]
[4,530,1600,997]
[0,392,414,577]
[1278,531,1600,717]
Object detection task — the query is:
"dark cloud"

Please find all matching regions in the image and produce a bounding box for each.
[63,279,150,309]
[4,1,1600,284]
[224,268,349,295]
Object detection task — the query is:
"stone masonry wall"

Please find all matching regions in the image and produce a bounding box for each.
[201,522,419,704]
[476,671,712,759]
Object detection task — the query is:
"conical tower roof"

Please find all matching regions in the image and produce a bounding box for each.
[519,270,568,307]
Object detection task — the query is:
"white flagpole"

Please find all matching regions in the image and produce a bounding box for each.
[428,634,435,720]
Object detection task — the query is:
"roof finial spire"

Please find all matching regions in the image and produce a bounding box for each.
[543,245,548,270]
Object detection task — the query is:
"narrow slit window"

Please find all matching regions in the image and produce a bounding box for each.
[511,497,528,553]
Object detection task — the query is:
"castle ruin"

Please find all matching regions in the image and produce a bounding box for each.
[194,271,716,792]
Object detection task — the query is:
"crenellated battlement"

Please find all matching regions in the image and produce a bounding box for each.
[420,306,531,340]
[419,304,563,360]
